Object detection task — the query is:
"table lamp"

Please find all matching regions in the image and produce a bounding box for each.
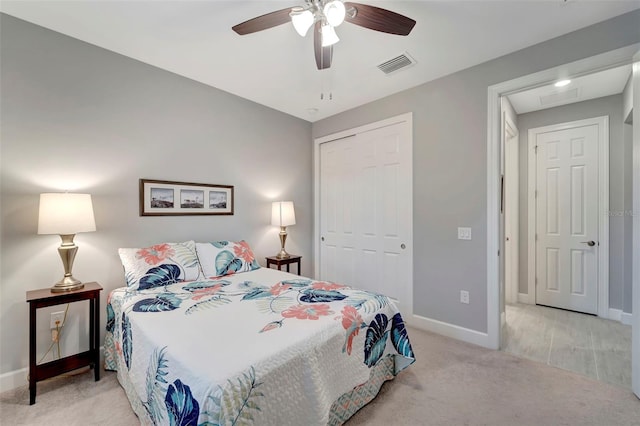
[271,201,296,259]
[38,193,96,292]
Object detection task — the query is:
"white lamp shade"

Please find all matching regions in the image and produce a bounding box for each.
[324,1,346,27]
[38,193,96,235]
[291,9,314,37]
[321,24,340,47]
[271,201,296,227]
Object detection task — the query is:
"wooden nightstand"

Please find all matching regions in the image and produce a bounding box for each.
[265,255,302,275]
[26,282,102,405]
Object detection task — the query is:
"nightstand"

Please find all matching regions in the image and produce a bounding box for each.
[26,282,102,405]
[265,255,302,275]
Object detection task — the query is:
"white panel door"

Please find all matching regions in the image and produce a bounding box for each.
[535,124,599,314]
[319,120,411,311]
[319,135,357,286]
[355,123,411,301]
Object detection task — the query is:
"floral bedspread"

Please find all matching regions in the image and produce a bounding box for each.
[104,267,415,426]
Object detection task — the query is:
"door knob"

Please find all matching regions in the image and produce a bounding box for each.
[400,243,406,250]
[580,240,596,247]
[321,237,325,242]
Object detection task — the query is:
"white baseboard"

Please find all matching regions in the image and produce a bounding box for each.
[609,308,622,321]
[517,292,531,304]
[0,346,106,393]
[609,308,622,322]
[0,368,27,393]
[408,314,490,348]
[608,308,633,325]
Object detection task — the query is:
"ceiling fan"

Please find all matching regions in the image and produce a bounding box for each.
[232,1,416,70]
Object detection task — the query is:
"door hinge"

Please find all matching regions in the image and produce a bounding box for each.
[535,234,538,241]
[535,145,538,154]
[535,190,538,199]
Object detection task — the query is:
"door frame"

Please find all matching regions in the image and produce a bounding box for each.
[632,53,639,399]
[526,117,609,316]
[486,43,640,351]
[313,112,414,315]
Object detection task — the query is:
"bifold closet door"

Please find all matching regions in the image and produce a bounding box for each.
[319,121,411,310]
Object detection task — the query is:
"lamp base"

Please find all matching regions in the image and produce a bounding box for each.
[51,234,84,292]
[275,249,291,260]
[51,276,84,293]
[277,226,290,259]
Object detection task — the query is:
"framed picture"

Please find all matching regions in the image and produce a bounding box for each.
[140,179,234,216]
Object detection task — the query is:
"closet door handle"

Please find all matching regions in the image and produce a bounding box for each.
[580,240,595,247]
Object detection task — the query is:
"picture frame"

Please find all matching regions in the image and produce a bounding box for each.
[139,179,234,216]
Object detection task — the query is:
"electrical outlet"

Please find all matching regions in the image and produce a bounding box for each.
[458,227,472,240]
[50,311,64,329]
[460,290,470,304]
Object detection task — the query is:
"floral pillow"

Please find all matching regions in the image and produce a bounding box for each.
[195,240,260,279]
[118,241,201,290]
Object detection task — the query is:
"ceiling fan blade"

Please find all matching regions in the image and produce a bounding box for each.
[344,2,416,36]
[314,21,333,70]
[232,8,293,35]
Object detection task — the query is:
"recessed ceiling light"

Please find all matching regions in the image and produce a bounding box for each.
[554,79,571,87]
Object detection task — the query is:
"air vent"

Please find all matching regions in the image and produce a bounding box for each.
[539,88,579,106]
[377,53,416,75]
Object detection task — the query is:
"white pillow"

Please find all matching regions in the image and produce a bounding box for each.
[118,240,201,290]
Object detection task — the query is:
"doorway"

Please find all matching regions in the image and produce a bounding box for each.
[487,45,639,396]
[500,96,628,390]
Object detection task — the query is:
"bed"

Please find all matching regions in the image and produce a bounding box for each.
[104,240,415,425]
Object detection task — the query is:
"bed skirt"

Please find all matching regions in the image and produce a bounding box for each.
[106,344,396,426]
[327,355,395,425]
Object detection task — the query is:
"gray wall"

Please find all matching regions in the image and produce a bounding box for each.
[0,14,312,376]
[516,95,631,313]
[312,10,640,332]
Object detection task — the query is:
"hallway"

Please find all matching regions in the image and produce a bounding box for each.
[502,303,631,389]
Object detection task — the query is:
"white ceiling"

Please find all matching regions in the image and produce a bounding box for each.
[508,64,633,114]
[1,1,639,122]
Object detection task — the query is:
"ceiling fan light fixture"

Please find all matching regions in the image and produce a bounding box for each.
[290,8,314,37]
[233,2,416,69]
[324,1,346,27]
[321,24,340,47]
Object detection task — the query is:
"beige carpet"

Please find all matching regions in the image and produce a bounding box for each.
[1,327,638,425]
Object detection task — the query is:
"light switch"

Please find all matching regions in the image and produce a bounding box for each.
[458,227,472,240]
